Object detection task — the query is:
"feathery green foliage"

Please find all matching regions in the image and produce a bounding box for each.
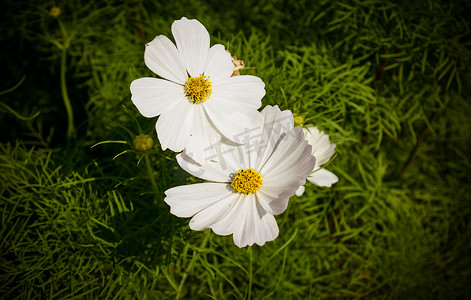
[1,0,470,298]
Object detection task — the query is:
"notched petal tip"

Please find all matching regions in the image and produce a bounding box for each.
[172,17,210,78]
[144,35,188,84]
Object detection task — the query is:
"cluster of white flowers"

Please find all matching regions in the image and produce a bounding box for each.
[130,17,338,247]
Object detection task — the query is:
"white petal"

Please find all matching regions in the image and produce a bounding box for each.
[156,99,194,152]
[172,17,210,78]
[130,77,183,117]
[261,127,315,179]
[256,127,315,215]
[254,105,294,169]
[254,187,290,215]
[295,185,305,196]
[144,35,188,84]
[164,183,232,218]
[314,143,336,169]
[307,168,339,187]
[204,94,263,144]
[185,104,221,164]
[210,193,247,236]
[256,178,307,215]
[176,138,245,183]
[303,125,336,168]
[204,75,265,145]
[211,75,265,111]
[176,152,234,182]
[258,213,279,245]
[232,194,279,248]
[189,192,240,231]
[219,139,250,171]
[204,44,233,82]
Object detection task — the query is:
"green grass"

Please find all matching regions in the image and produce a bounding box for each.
[1,0,471,298]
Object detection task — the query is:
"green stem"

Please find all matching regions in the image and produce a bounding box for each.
[144,154,159,194]
[60,46,74,139]
[248,247,253,300]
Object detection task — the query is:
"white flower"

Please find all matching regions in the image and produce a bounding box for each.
[164,106,315,247]
[130,17,265,164]
[295,125,338,196]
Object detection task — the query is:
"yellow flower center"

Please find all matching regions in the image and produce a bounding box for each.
[231,168,263,194]
[184,74,212,103]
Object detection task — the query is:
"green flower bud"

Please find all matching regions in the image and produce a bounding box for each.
[48,7,61,18]
[133,134,153,151]
[293,113,305,126]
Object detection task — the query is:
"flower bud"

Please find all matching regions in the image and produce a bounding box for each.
[133,134,153,151]
[48,7,61,18]
[293,113,305,126]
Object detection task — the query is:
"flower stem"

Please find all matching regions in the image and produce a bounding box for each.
[144,154,159,194]
[248,247,253,300]
[60,46,74,139]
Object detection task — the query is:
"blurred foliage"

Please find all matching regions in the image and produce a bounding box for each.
[1,0,470,299]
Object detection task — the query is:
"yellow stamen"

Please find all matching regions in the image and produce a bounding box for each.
[184,74,212,103]
[231,168,263,194]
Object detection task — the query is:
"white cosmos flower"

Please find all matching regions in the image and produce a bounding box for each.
[295,125,338,196]
[164,106,315,247]
[130,17,265,164]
